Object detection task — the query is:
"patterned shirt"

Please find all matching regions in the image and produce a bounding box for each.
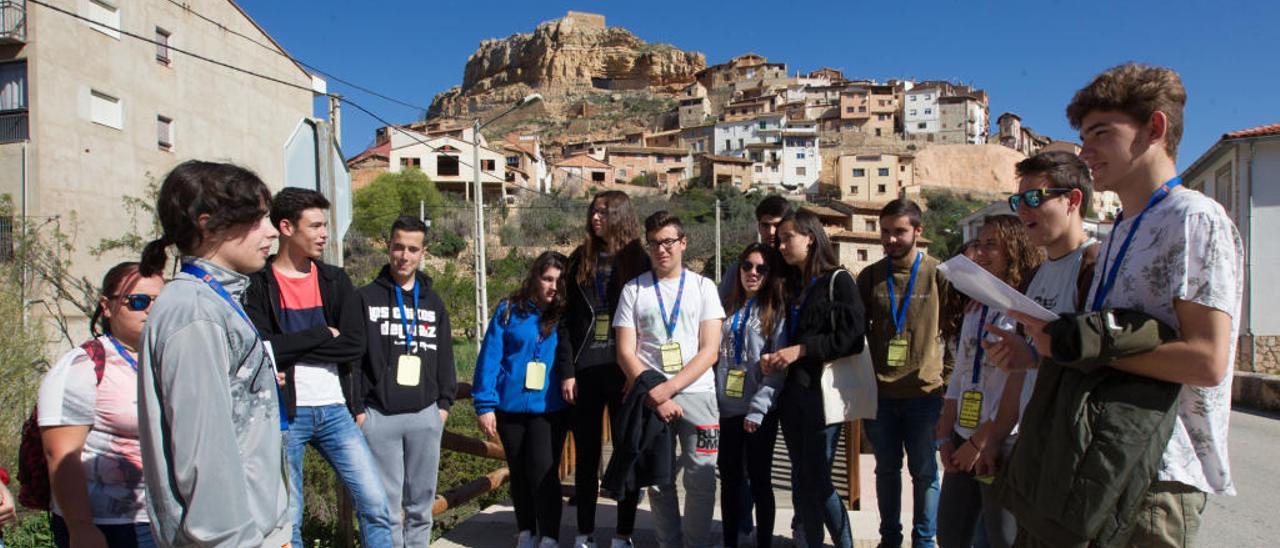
[1085,189,1243,495]
[37,336,147,523]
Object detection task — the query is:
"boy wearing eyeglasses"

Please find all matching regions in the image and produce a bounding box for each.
[614,211,725,548]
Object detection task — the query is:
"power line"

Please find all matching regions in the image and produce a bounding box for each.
[163,0,429,112]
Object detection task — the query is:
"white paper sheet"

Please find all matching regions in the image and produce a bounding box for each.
[937,255,1058,322]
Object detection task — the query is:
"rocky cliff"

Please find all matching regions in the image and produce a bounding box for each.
[427,12,705,119]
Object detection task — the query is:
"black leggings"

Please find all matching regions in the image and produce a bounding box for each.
[571,364,639,536]
[496,410,570,540]
[719,412,780,548]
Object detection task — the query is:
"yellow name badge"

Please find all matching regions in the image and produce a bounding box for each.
[594,313,611,341]
[959,390,983,429]
[525,361,547,391]
[396,354,422,387]
[660,341,683,374]
[886,335,909,367]
[725,369,745,398]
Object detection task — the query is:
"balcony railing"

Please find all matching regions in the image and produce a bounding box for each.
[0,0,25,44]
[0,110,27,143]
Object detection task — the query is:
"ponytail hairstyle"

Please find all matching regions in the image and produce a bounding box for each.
[140,160,273,277]
[502,251,569,337]
[90,261,142,337]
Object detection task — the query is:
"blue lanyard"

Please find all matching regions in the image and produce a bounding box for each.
[595,265,613,309]
[971,306,989,384]
[887,252,922,335]
[180,262,259,337]
[181,262,286,431]
[106,334,137,372]
[529,303,550,361]
[395,279,420,353]
[788,277,817,342]
[1092,177,1182,311]
[653,270,687,340]
[732,298,755,366]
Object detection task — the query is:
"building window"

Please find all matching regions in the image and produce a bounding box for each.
[401,157,421,170]
[85,0,121,39]
[156,27,171,65]
[506,156,520,167]
[738,138,745,149]
[924,108,933,115]
[877,184,887,193]
[725,139,732,150]
[852,168,866,177]
[857,249,868,261]
[89,90,123,129]
[878,167,890,177]
[859,106,867,112]
[849,186,858,195]
[796,151,805,159]
[917,122,927,129]
[1215,164,1234,213]
[157,116,173,150]
[909,109,917,116]
[875,128,882,136]
[771,166,778,173]
[909,96,916,102]
[878,114,889,121]
[865,220,876,231]
[481,159,496,171]
[845,106,855,113]
[0,61,28,143]
[755,165,763,173]
[796,167,806,176]
[437,155,459,176]
[900,165,906,172]
[591,171,605,183]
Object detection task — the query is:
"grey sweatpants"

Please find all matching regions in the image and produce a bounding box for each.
[361,404,444,548]
[648,390,720,548]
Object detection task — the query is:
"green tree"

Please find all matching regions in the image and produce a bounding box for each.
[352,169,444,240]
[920,188,987,257]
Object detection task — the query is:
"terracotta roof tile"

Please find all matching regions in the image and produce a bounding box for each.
[1223,123,1280,140]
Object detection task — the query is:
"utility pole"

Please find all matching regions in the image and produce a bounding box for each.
[473,117,489,337]
[715,198,722,283]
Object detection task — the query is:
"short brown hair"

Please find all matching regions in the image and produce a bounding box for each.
[1015,151,1094,216]
[1066,63,1186,159]
[644,210,685,238]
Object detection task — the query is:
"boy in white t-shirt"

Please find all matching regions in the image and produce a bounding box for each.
[1006,64,1243,548]
[614,211,725,548]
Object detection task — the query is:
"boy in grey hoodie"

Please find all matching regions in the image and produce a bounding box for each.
[136,161,291,547]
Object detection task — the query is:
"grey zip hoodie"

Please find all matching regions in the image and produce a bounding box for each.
[138,257,289,547]
[715,303,785,424]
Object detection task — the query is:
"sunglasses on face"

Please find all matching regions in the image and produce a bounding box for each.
[740,261,770,275]
[114,294,156,312]
[1008,188,1072,212]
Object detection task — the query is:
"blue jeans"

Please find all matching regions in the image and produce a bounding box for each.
[780,386,852,548]
[287,404,393,548]
[864,395,943,548]
[51,513,155,548]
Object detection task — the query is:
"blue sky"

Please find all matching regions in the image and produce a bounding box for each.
[239,0,1279,169]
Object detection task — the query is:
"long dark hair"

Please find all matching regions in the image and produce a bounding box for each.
[91,262,142,337]
[780,209,839,294]
[576,190,643,286]
[503,251,569,336]
[726,243,786,341]
[140,161,273,276]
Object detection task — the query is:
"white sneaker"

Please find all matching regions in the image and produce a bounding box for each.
[538,537,560,548]
[516,530,538,548]
[573,534,597,548]
[609,537,634,548]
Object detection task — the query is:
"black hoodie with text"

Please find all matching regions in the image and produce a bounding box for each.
[357,266,456,415]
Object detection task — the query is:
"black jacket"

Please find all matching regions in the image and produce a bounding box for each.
[244,258,365,419]
[785,269,866,389]
[601,370,673,498]
[554,242,648,379]
[357,266,457,415]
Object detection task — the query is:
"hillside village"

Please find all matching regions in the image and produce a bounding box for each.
[346,11,1120,271]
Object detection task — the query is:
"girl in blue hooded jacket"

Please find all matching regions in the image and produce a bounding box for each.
[473,251,570,548]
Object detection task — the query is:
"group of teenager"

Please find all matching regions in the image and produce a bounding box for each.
[18,61,1240,548]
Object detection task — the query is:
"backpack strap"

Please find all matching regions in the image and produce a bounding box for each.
[80,338,108,386]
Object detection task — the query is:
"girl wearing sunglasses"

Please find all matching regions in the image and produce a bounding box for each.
[37,261,164,547]
[716,243,787,548]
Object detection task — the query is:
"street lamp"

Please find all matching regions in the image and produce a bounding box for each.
[473,93,542,337]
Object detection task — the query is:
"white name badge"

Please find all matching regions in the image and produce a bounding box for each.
[525,361,547,391]
[396,354,422,387]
